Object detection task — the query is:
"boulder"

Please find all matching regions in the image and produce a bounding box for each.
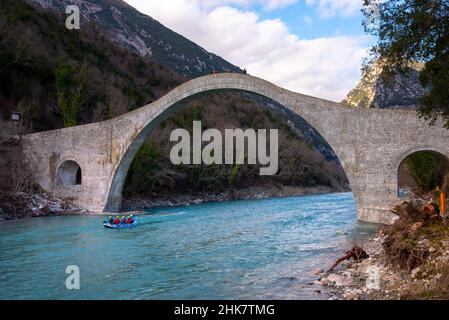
[410,222,423,232]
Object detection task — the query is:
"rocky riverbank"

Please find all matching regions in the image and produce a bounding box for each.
[315,200,449,300]
[314,233,400,300]
[0,191,90,222]
[121,184,338,210]
[0,183,341,221]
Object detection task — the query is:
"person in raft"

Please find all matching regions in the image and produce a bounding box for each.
[108,215,134,225]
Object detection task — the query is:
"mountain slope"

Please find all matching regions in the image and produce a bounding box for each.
[0,0,185,130]
[27,0,243,78]
[344,62,427,109]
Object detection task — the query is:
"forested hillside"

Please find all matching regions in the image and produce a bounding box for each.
[0,0,184,131]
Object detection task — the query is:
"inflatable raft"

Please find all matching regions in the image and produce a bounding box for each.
[103,221,137,229]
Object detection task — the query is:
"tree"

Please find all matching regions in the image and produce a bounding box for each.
[55,61,87,127]
[125,140,161,194]
[363,0,449,127]
[406,151,449,192]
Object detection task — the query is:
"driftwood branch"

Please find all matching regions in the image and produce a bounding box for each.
[328,246,369,272]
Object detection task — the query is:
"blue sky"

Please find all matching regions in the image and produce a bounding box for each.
[124,0,371,101]
[244,1,366,39]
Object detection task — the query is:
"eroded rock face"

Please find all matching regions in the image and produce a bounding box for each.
[343,61,427,109]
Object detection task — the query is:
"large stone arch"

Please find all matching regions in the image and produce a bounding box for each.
[104,74,355,211]
[23,73,449,224]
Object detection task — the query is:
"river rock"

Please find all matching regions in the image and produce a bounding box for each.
[343,290,359,300]
[411,267,420,279]
[441,240,449,249]
[418,239,431,248]
[325,273,350,287]
[410,222,423,232]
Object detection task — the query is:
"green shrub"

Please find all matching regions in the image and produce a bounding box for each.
[406,151,449,193]
[125,140,161,194]
[55,61,87,127]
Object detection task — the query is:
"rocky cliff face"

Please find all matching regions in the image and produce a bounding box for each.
[26,0,243,78]
[344,62,427,109]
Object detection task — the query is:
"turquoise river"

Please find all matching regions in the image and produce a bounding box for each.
[0,192,378,299]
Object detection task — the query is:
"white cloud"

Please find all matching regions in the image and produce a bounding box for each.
[124,0,369,101]
[149,0,362,16]
[182,0,298,10]
[305,0,362,18]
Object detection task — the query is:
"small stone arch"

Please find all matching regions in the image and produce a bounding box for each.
[394,145,449,173]
[395,146,449,197]
[56,160,82,186]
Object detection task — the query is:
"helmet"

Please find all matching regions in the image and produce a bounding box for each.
[130,214,133,217]
[122,216,124,218]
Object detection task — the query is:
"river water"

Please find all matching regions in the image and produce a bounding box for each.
[0,192,378,300]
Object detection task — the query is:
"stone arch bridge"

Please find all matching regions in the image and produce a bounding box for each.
[22,73,449,224]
